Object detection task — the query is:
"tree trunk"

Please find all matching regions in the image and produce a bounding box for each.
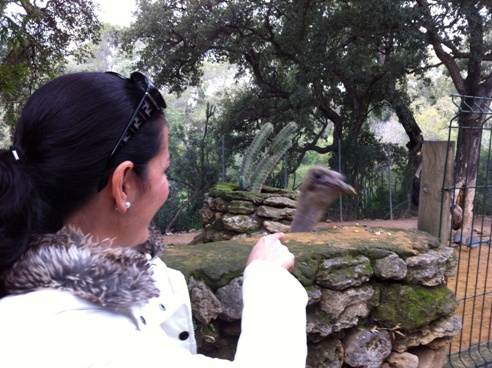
[453,99,489,243]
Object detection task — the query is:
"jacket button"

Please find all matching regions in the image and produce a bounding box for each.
[179,331,190,341]
[159,303,166,311]
[140,316,146,325]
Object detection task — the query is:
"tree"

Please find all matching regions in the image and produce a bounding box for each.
[150,62,232,232]
[123,0,428,183]
[65,23,136,74]
[0,0,102,126]
[415,0,492,241]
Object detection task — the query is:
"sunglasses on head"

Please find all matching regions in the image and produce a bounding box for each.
[98,71,167,191]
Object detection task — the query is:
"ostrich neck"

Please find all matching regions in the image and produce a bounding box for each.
[290,195,325,233]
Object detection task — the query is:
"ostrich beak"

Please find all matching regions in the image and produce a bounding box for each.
[348,186,357,195]
[337,181,357,196]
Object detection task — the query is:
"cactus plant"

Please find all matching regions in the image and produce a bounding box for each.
[239,122,298,193]
[268,122,297,155]
[239,123,274,189]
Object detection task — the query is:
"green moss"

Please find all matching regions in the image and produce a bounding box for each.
[163,241,253,289]
[208,183,298,204]
[210,182,238,192]
[293,256,320,286]
[371,282,459,331]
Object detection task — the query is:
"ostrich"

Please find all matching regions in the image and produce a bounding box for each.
[451,203,463,231]
[290,167,357,233]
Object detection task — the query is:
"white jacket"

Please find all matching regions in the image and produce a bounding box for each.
[0,228,307,367]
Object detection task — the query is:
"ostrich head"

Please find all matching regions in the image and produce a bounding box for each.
[290,167,356,233]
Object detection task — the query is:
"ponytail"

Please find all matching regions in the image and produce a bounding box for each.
[0,149,45,296]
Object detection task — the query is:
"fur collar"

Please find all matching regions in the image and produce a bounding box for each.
[3,226,166,310]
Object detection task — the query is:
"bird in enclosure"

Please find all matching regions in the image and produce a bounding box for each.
[451,203,463,231]
[290,167,357,233]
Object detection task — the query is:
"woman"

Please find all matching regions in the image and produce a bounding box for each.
[0,72,307,367]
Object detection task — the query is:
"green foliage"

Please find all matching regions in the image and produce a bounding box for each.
[123,0,428,178]
[151,80,224,232]
[238,122,298,193]
[249,122,297,192]
[328,128,411,220]
[0,0,102,126]
[0,117,11,148]
[474,146,492,216]
[239,122,273,189]
[116,0,492,227]
[65,24,133,74]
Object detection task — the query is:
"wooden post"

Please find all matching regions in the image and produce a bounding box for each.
[417,141,455,243]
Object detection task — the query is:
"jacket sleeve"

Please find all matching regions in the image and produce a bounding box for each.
[234,260,308,367]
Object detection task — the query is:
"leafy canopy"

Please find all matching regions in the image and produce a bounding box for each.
[0,0,102,126]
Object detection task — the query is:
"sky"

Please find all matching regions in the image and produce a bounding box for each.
[96,0,136,26]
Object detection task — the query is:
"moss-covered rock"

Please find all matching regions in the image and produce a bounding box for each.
[228,200,255,214]
[316,255,373,290]
[371,282,459,331]
[207,182,297,204]
[162,227,461,366]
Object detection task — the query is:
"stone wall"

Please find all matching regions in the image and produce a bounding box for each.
[198,183,299,243]
[163,227,462,368]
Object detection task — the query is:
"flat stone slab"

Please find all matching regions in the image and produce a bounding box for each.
[163,227,443,289]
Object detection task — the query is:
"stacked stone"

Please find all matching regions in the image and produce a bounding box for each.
[304,244,461,368]
[165,227,462,368]
[199,183,299,243]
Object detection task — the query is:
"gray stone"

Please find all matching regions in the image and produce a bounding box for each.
[393,314,462,352]
[210,197,229,212]
[343,328,392,368]
[256,205,296,220]
[444,247,458,278]
[202,194,213,209]
[228,200,255,215]
[373,253,407,280]
[317,256,373,290]
[230,233,249,241]
[306,287,322,306]
[406,246,456,286]
[204,229,233,242]
[263,196,297,208]
[306,336,344,368]
[222,213,262,232]
[409,346,448,368]
[189,277,222,324]
[263,220,290,233]
[306,309,333,340]
[320,285,377,332]
[216,277,243,321]
[199,207,215,226]
[248,230,270,238]
[386,351,418,368]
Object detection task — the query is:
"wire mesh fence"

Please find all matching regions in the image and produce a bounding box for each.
[443,95,492,368]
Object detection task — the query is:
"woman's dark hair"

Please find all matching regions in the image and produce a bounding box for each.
[0,72,165,295]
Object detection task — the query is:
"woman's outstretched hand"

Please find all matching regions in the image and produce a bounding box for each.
[246,233,295,272]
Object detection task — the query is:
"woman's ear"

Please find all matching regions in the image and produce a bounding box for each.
[111,161,134,213]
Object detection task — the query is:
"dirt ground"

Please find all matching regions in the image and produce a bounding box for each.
[162,218,420,246]
[162,217,491,354]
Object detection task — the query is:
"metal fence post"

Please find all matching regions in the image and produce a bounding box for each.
[387,144,393,221]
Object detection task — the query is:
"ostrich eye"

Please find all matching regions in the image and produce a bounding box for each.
[314,173,323,180]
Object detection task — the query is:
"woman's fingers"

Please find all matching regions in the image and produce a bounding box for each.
[247,233,295,271]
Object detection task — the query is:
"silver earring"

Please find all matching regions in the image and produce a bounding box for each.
[115,202,131,211]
